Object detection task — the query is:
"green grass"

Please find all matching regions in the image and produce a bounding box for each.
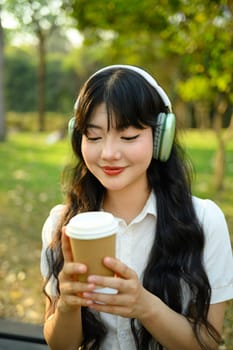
[180,129,233,232]
[0,132,71,323]
[0,129,233,348]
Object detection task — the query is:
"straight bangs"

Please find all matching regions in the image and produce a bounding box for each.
[103,69,163,131]
[76,68,165,133]
[75,75,106,133]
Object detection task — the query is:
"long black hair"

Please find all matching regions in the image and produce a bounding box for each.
[43,67,222,349]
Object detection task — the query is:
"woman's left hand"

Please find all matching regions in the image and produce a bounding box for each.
[82,256,153,320]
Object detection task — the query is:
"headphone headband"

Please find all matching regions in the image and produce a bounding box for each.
[74,64,172,112]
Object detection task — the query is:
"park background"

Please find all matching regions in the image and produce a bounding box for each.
[0,0,233,349]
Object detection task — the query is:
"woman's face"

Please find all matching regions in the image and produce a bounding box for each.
[81,103,153,195]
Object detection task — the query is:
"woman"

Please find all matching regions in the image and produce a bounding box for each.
[41,65,233,349]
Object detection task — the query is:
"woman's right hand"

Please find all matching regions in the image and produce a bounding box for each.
[57,227,95,313]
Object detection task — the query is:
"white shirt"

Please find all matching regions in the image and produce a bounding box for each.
[41,192,233,349]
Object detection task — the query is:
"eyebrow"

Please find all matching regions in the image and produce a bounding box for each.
[86,123,103,130]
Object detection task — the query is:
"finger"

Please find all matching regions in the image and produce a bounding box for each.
[83,290,128,306]
[61,261,87,278]
[88,302,132,317]
[58,294,93,310]
[61,227,73,262]
[60,281,96,296]
[87,274,122,291]
[102,257,136,279]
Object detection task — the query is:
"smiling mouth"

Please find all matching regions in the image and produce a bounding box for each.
[102,166,125,175]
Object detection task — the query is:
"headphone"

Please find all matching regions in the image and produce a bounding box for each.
[68,64,176,162]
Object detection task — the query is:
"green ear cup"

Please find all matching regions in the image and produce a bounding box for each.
[153,113,176,162]
[68,117,75,139]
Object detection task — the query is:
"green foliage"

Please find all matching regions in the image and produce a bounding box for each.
[68,0,233,116]
[7,111,70,132]
[175,3,233,104]
[4,47,37,111]
[45,54,78,112]
[4,46,79,113]
[68,0,181,33]
[3,0,233,123]
[177,76,212,101]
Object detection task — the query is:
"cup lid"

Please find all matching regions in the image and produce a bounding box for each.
[66,211,118,239]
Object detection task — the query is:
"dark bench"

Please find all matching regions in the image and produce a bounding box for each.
[0,319,48,349]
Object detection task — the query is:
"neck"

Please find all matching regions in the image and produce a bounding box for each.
[103,185,151,224]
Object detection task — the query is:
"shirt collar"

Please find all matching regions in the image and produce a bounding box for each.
[145,190,157,216]
[129,190,157,225]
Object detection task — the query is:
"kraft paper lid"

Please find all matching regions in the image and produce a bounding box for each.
[66,211,118,240]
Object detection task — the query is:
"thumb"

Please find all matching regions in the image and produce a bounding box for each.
[61,227,73,262]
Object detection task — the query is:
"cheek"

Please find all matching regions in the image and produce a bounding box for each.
[126,142,152,170]
[147,131,154,160]
[81,139,98,165]
[134,134,153,163]
[81,139,90,163]
[138,145,153,165]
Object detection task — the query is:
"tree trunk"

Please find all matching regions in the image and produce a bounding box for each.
[224,111,233,143]
[0,6,6,142]
[194,101,211,129]
[213,135,225,191]
[37,32,46,132]
[213,98,228,191]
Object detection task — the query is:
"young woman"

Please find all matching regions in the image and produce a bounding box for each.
[41,65,233,350]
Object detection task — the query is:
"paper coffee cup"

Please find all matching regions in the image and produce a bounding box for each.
[66,211,118,285]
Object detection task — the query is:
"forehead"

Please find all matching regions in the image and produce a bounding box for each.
[88,102,120,130]
[89,102,107,122]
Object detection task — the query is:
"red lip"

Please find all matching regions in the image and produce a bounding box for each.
[102,166,124,175]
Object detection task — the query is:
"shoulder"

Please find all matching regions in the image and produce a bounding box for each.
[192,195,231,266]
[192,197,233,303]
[48,204,66,224]
[192,196,227,237]
[192,196,224,217]
[42,204,66,246]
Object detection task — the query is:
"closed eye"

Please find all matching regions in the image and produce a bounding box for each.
[121,135,139,141]
[87,136,102,141]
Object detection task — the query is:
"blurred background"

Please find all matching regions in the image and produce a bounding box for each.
[0,0,232,348]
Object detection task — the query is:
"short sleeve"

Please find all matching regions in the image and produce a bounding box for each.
[40,204,65,296]
[194,198,233,304]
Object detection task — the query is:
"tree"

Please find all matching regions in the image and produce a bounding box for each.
[4,46,37,112]
[68,0,233,191]
[172,1,233,190]
[66,0,181,75]
[4,45,80,114]
[0,3,6,141]
[5,0,67,131]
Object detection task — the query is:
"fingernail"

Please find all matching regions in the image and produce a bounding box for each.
[104,257,112,264]
[83,292,91,298]
[87,283,96,290]
[88,275,97,283]
[76,264,86,273]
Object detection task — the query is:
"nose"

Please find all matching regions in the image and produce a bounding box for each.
[101,136,121,161]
